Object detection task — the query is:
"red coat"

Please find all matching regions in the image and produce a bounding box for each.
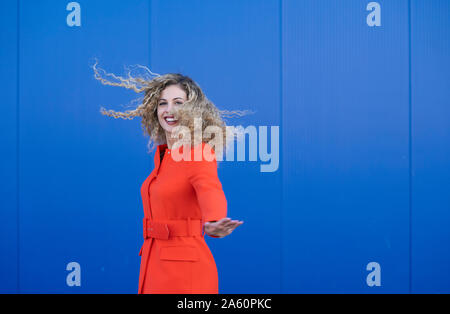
[138,141,227,294]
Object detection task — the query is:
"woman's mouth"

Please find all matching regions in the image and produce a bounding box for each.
[164,116,178,125]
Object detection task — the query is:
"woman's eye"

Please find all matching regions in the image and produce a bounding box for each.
[158,101,183,106]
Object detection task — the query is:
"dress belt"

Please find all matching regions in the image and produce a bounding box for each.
[143,217,204,240]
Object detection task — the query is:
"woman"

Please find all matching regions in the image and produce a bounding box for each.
[95,67,246,294]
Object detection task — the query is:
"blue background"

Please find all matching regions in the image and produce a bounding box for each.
[1,0,449,293]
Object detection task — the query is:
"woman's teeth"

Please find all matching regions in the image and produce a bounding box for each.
[165,117,178,124]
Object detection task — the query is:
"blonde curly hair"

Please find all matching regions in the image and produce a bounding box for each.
[92,60,253,159]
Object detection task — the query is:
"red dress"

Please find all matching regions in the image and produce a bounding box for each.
[138,141,227,294]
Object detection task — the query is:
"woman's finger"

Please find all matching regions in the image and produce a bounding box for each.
[226,222,239,231]
[216,221,232,231]
[228,220,242,229]
[219,220,242,233]
[222,221,235,228]
[223,219,241,228]
[227,221,243,233]
[225,222,238,231]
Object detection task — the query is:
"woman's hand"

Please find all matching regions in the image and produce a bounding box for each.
[204,217,244,238]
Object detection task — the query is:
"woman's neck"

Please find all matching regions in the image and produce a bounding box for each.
[165,132,176,149]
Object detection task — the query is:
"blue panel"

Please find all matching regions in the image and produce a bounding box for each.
[150,0,281,293]
[282,1,410,292]
[411,0,450,293]
[0,0,18,294]
[19,0,150,293]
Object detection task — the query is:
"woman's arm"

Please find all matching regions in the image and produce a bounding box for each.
[185,142,243,238]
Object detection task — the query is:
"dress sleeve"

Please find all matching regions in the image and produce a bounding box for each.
[186,142,228,225]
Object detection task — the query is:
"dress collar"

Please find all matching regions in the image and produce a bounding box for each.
[158,143,168,152]
[154,143,169,169]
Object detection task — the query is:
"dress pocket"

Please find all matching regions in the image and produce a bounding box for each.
[159,245,199,261]
[156,245,199,293]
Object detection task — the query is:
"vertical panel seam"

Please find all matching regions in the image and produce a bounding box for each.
[279,0,283,294]
[408,0,412,295]
[16,0,20,294]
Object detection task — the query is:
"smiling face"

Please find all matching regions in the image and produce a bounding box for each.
[157,84,187,145]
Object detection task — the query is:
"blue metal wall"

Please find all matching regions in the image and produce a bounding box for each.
[1,0,449,293]
[282,0,410,293]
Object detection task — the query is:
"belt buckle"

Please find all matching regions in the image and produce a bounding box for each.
[144,219,170,240]
[150,221,170,240]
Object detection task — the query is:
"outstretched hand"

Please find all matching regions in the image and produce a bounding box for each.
[204,217,244,238]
